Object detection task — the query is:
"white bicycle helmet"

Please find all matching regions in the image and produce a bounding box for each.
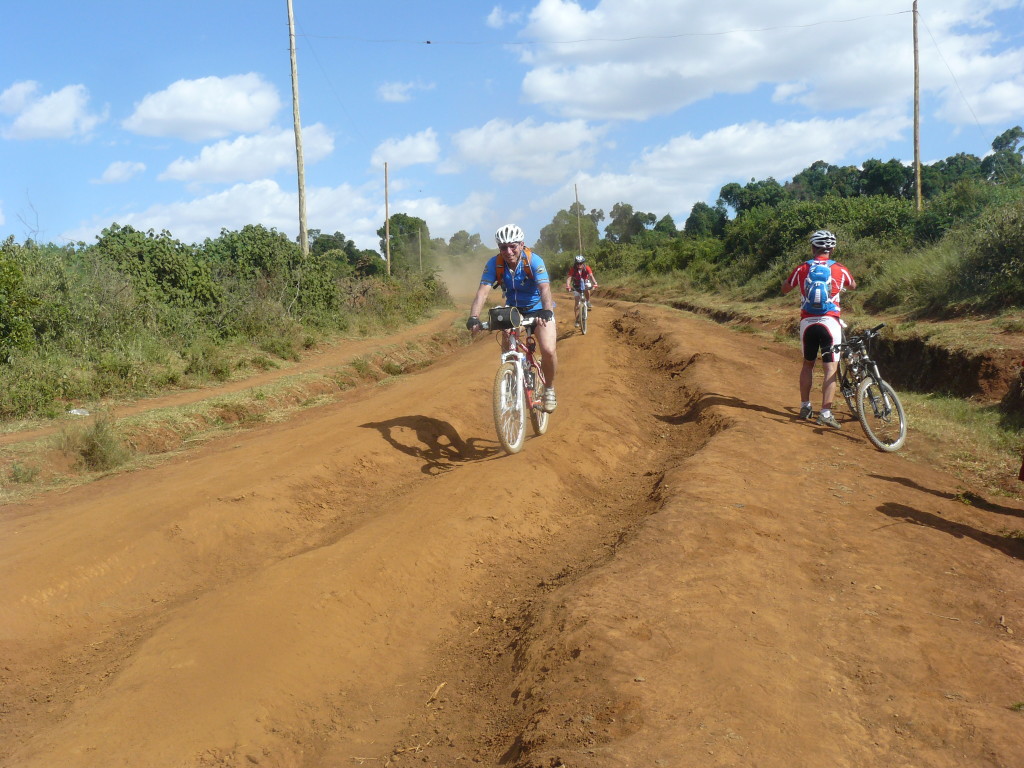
[574,254,586,263]
[495,224,525,244]
[809,229,837,250]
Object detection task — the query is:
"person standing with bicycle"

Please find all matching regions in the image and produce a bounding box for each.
[782,229,857,429]
[565,254,598,326]
[466,224,559,413]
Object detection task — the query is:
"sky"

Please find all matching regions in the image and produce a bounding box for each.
[2,0,1023,253]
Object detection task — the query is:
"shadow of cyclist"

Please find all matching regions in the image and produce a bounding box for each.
[360,415,499,475]
[877,502,1024,561]
[870,474,1024,518]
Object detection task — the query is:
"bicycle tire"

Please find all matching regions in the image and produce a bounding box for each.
[528,361,549,435]
[855,377,907,452]
[579,302,588,335]
[493,361,527,454]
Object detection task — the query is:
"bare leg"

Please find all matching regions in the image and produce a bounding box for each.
[799,359,814,403]
[821,361,838,411]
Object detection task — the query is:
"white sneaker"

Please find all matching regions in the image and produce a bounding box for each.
[542,387,558,413]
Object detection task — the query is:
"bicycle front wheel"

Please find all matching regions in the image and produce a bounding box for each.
[493,361,527,454]
[579,302,588,335]
[856,378,907,452]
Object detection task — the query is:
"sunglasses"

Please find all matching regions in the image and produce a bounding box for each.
[498,242,521,251]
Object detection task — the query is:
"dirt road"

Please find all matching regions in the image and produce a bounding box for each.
[1,301,1022,767]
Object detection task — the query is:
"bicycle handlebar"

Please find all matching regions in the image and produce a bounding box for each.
[479,316,540,332]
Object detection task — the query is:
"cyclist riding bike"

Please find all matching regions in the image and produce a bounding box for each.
[565,254,598,325]
[781,229,857,429]
[466,224,559,413]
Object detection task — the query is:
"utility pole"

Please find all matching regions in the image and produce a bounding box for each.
[574,184,584,256]
[913,0,922,212]
[286,0,309,256]
[384,162,391,276]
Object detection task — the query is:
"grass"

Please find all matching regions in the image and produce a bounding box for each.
[60,412,133,472]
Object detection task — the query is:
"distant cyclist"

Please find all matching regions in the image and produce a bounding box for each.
[565,254,599,325]
[466,224,559,413]
[781,229,857,429]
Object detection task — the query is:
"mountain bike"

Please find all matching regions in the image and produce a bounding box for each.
[570,279,592,335]
[831,323,907,452]
[479,307,549,454]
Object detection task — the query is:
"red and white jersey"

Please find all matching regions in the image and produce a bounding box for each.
[785,257,855,319]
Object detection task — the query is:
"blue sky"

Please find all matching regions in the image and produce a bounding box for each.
[2,0,1023,252]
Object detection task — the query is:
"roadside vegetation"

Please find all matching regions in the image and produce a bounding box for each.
[0,223,451,422]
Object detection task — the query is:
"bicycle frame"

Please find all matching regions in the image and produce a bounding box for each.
[832,324,886,410]
[496,322,547,409]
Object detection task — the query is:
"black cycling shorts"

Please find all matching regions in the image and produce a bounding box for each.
[802,322,837,362]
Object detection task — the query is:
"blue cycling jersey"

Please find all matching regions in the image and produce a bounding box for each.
[479,252,550,312]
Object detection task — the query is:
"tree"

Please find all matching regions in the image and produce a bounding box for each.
[859,159,913,198]
[716,177,787,215]
[536,205,601,255]
[99,223,221,308]
[604,202,656,243]
[981,125,1024,185]
[378,213,430,275]
[654,214,678,237]
[683,202,727,238]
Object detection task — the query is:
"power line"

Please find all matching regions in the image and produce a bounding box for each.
[918,12,989,146]
[298,10,913,47]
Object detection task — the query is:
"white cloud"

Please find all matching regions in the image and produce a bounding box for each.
[122,74,281,141]
[385,191,495,243]
[0,81,40,114]
[159,124,334,183]
[62,179,385,251]
[377,81,436,103]
[94,161,146,184]
[1,82,106,139]
[487,6,523,28]
[371,128,441,169]
[448,118,607,184]
[516,0,1024,122]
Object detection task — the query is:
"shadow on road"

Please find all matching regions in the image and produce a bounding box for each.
[361,415,499,475]
[877,502,1024,561]
[870,474,1024,519]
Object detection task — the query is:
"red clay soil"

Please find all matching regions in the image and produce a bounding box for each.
[1,300,1022,768]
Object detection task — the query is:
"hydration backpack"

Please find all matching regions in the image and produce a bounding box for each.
[492,247,535,289]
[802,259,838,315]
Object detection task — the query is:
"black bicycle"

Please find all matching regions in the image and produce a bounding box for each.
[831,323,907,452]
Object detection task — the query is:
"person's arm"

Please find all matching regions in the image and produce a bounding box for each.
[537,282,554,326]
[781,267,798,295]
[467,282,492,331]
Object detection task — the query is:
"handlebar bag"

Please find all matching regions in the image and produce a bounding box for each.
[489,306,523,329]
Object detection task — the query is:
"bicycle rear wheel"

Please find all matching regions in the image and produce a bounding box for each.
[579,302,588,335]
[528,361,549,435]
[493,361,527,454]
[856,378,907,452]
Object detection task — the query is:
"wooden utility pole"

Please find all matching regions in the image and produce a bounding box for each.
[286,0,308,255]
[384,162,391,276]
[913,0,922,211]
[574,184,584,256]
